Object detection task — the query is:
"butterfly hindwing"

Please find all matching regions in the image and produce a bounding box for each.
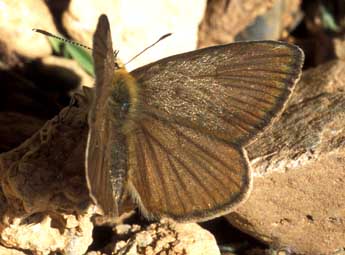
[127,113,251,221]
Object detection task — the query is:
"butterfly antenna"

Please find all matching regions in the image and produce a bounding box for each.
[32,29,119,58]
[33,29,94,51]
[125,33,172,65]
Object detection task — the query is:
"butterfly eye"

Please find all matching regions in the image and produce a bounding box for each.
[121,102,130,113]
[114,61,121,70]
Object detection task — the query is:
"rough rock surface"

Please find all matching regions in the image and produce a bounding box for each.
[198,0,301,47]
[0,209,94,255]
[226,59,345,255]
[96,221,220,255]
[0,245,27,255]
[62,0,207,71]
[198,0,274,47]
[0,91,94,255]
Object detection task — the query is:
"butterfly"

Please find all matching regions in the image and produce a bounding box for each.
[85,14,304,222]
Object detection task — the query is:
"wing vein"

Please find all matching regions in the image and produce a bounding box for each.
[141,127,172,212]
[133,132,152,201]
[140,124,217,206]
[171,125,242,188]
[216,75,292,90]
[166,154,190,213]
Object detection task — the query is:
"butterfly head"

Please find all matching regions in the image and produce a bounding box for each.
[113,50,124,71]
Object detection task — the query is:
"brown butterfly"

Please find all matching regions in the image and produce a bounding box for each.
[85,14,304,222]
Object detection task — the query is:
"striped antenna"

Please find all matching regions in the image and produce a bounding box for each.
[32,28,119,58]
[33,29,93,51]
[33,29,170,66]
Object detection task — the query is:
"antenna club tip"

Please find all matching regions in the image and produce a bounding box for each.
[32,29,50,36]
[161,33,172,40]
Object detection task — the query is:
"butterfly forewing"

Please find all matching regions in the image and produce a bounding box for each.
[132,41,304,145]
[86,15,118,216]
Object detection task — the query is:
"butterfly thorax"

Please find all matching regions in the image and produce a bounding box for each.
[108,69,139,133]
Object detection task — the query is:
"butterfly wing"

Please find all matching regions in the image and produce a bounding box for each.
[132,41,304,145]
[127,114,251,221]
[85,15,118,216]
[128,41,304,221]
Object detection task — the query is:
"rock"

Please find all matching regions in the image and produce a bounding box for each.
[1,209,94,255]
[0,245,27,255]
[0,98,91,214]
[198,0,301,47]
[86,252,105,255]
[334,37,345,60]
[198,0,274,47]
[106,220,220,255]
[0,0,56,60]
[0,91,94,255]
[226,59,345,255]
[62,0,207,70]
[235,0,302,41]
[0,112,45,153]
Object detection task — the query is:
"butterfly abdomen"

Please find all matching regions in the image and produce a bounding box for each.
[108,68,139,133]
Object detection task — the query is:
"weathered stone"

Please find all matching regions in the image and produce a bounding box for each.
[198,0,301,47]
[198,0,274,47]
[235,0,302,41]
[1,210,94,255]
[226,59,345,255]
[0,91,94,255]
[107,221,220,255]
[0,245,27,255]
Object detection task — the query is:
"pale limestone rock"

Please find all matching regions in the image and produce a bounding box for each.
[110,221,220,255]
[1,211,94,255]
[62,0,207,70]
[226,59,345,255]
[334,37,345,60]
[86,252,105,255]
[0,245,27,255]
[0,0,56,59]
